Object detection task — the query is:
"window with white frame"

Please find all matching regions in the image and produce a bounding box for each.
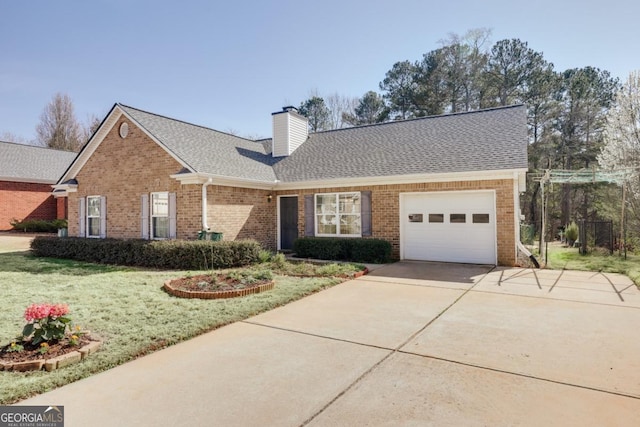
[315,192,361,236]
[87,196,102,237]
[151,192,169,239]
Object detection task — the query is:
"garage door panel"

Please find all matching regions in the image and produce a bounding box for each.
[401,192,496,264]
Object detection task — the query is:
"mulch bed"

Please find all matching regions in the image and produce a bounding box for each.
[0,335,92,363]
[168,274,271,292]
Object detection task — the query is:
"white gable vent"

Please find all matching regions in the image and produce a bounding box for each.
[272,106,308,157]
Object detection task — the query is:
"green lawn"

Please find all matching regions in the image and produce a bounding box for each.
[545,244,640,286]
[0,252,354,404]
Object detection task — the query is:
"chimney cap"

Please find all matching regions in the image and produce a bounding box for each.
[282,106,298,113]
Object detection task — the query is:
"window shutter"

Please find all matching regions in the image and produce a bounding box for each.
[99,196,107,238]
[361,191,372,237]
[141,194,149,239]
[168,192,177,239]
[304,195,315,236]
[78,198,85,237]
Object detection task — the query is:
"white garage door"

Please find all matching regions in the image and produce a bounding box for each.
[400,191,496,264]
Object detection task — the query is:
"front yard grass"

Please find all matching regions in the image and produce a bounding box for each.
[546,244,640,286]
[0,252,359,404]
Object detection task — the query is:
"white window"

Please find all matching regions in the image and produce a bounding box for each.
[87,196,103,237]
[151,192,169,239]
[315,192,361,237]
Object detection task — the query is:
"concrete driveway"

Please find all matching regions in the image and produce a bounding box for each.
[0,232,34,253]
[20,262,640,426]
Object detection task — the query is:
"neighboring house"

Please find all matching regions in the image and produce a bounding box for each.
[53,103,528,265]
[0,141,76,230]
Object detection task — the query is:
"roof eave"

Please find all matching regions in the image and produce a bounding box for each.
[170,172,277,190]
[51,182,78,198]
[274,168,528,191]
[0,177,58,185]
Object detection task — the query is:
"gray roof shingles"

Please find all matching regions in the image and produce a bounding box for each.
[0,141,77,183]
[118,104,527,184]
[119,105,278,182]
[272,105,528,182]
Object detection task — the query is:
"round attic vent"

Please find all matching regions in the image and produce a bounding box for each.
[119,122,129,139]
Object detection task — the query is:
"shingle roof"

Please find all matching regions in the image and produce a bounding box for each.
[119,105,278,182]
[0,141,77,183]
[272,105,528,182]
[117,104,527,184]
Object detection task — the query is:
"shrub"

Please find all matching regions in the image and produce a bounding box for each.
[257,250,273,264]
[10,218,67,233]
[31,237,262,269]
[565,221,579,245]
[293,237,391,263]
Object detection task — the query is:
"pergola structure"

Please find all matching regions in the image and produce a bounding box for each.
[531,168,636,261]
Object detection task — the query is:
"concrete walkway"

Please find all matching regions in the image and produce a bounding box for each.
[20,262,640,426]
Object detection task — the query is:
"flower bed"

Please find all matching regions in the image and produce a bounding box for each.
[0,303,101,372]
[164,271,274,300]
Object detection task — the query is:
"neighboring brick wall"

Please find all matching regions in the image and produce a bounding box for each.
[0,180,57,230]
[56,197,67,220]
[208,185,275,250]
[276,178,517,266]
[67,117,197,240]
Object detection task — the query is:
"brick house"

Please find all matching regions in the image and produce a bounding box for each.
[53,103,528,265]
[0,141,76,230]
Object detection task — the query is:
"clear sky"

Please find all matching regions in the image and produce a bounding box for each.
[1,0,638,142]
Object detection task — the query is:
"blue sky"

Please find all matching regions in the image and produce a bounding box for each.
[1,0,638,142]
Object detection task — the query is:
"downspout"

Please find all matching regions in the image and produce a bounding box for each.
[518,241,540,268]
[202,178,212,231]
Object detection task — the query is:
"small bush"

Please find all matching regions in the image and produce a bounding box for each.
[257,250,273,264]
[10,218,67,233]
[30,237,261,269]
[271,252,287,269]
[293,237,391,263]
[565,221,579,245]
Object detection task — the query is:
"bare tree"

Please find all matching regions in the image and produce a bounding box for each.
[0,132,32,144]
[599,71,640,238]
[36,93,83,152]
[81,114,102,143]
[325,93,357,129]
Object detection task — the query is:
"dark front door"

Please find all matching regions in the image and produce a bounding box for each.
[280,196,298,251]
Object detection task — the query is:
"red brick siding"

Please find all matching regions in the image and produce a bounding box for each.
[56,197,67,220]
[0,181,57,230]
[67,117,198,239]
[276,179,517,266]
[64,116,517,265]
[208,186,276,250]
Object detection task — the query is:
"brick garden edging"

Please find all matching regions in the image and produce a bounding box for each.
[163,280,275,300]
[0,340,102,372]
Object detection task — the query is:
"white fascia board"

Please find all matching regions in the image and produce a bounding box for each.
[58,105,194,185]
[0,177,57,185]
[170,172,276,190]
[275,168,528,191]
[171,169,527,191]
[50,182,78,197]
